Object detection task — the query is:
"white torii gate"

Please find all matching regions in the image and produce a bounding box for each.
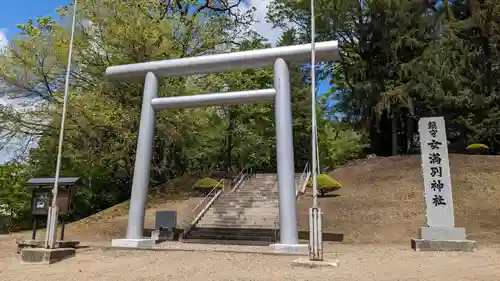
[105,41,340,249]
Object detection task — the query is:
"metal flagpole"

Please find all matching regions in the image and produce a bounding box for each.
[45,0,78,249]
[310,0,318,209]
[308,0,324,261]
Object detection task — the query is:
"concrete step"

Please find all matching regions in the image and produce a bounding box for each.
[225,189,277,193]
[211,203,279,208]
[199,216,278,223]
[186,227,278,243]
[250,176,277,180]
[210,204,278,208]
[219,193,276,196]
[214,202,277,205]
[214,198,276,202]
[201,213,278,219]
[199,215,277,220]
[243,181,275,184]
[184,228,276,245]
[204,211,277,216]
[218,194,278,198]
[207,210,277,215]
[217,195,277,199]
[224,194,277,199]
[208,205,276,209]
[206,206,273,210]
[209,207,278,212]
[222,193,275,196]
[202,217,277,222]
[234,189,277,192]
[200,220,277,226]
[205,210,278,215]
[206,206,277,211]
[217,196,277,200]
[212,205,278,209]
[199,215,278,221]
[197,220,277,227]
[201,215,278,222]
[241,187,275,190]
[180,238,272,246]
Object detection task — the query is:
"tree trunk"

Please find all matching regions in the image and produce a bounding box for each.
[224,109,234,173]
[406,100,415,154]
[391,112,398,156]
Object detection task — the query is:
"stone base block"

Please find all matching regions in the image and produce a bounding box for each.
[420,227,466,241]
[411,238,477,252]
[16,240,80,254]
[269,243,308,254]
[111,238,155,248]
[21,248,75,265]
[291,257,339,268]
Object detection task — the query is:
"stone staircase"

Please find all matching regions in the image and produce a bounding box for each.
[182,173,307,245]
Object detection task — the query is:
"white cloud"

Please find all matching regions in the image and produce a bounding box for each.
[248,0,285,46]
[0,28,7,53]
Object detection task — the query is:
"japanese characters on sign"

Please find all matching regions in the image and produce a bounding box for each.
[427,122,446,207]
[418,117,455,227]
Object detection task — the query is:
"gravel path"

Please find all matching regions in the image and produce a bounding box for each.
[1,238,500,281]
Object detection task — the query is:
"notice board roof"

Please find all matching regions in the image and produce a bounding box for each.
[26,177,82,188]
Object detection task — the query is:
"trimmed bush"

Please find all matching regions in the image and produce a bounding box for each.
[307,174,342,197]
[466,143,489,154]
[193,177,221,190]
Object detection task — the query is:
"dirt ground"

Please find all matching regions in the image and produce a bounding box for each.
[1,235,500,281]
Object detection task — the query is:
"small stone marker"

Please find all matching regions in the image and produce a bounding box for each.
[411,117,477,252]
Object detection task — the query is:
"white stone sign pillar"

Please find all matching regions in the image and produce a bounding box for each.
[411,117,476,251]
[419,117,455,227]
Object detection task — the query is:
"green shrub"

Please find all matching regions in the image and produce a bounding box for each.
[193,177,221,190]
[307,174,342,197]
[319,123,368,170]
[466,143,489,154]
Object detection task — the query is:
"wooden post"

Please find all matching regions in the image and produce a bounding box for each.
[31,217,37,240]
[60,216,65,241]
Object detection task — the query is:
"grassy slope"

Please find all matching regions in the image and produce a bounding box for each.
[23,154,500,244]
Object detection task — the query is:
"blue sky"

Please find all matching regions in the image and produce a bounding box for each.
[0,0,71,40]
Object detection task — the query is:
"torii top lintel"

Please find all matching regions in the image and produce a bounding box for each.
[105,40,339,80]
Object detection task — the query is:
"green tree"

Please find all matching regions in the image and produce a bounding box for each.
[318,121,369,170]
[408,0,500,152]
[0,164,30,232]
[269,0,438,156]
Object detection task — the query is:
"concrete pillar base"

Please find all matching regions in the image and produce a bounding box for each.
[21,248,75,265]
[419,226,467,240]
[411,226,477,251]
[411,238,477,252]
[291,257,339,268]
[269,243,308,254]
[16,240,80,254]
[111,238,155,248]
